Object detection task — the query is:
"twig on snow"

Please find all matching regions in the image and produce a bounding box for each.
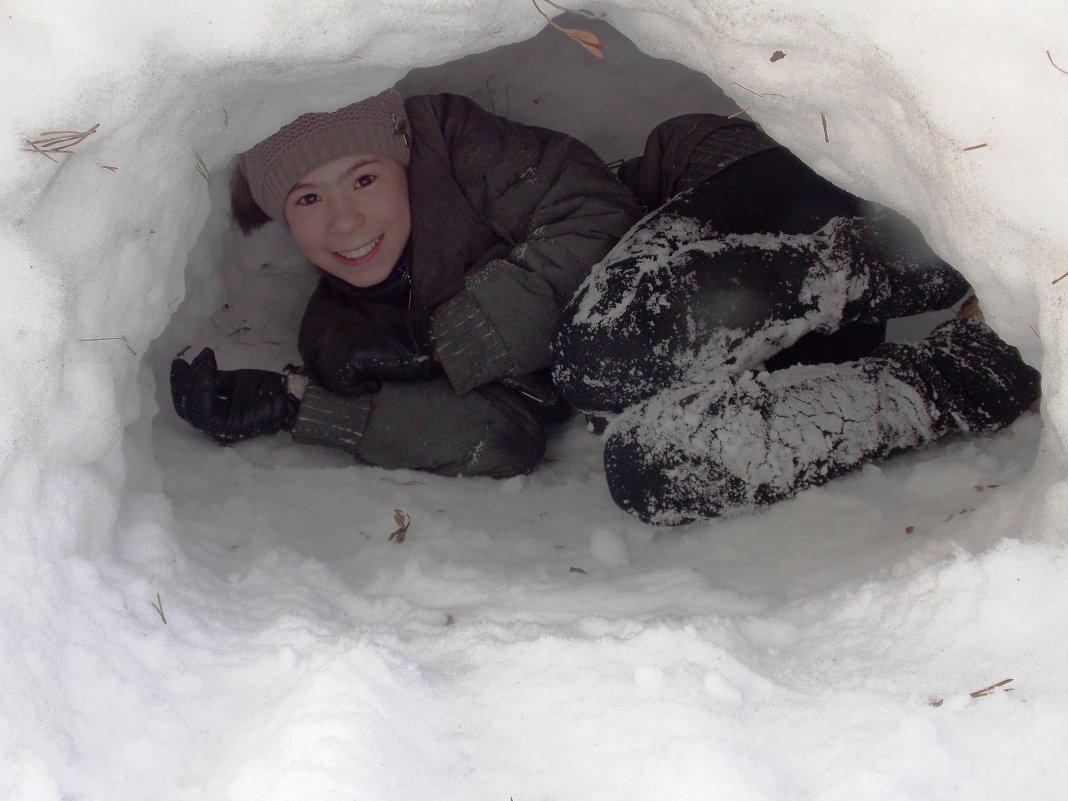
[820,112,829,143]
[80,335,138,356]
[1051,269,1068,285]
[929,677,1015,707]
[962,143,988,152]
[970,678,1014,698]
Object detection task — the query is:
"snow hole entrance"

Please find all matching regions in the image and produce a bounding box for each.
[137,20,1043,603]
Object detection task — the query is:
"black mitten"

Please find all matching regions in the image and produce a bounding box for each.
[171,348,299,443]
[315,314,441,392]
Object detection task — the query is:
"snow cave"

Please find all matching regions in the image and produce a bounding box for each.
[4,3,1068,798]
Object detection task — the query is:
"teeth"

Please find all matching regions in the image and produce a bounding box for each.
[339,236,380,259]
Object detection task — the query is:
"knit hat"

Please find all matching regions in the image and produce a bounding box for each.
[239,88,410,223]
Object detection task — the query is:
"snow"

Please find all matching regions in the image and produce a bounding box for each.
[2,2,1067,799]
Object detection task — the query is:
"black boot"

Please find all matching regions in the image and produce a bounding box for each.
[831,214,972,322]
[603,319,1039,525]
[878,317,1041,433]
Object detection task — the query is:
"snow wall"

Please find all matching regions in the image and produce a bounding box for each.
[3,0,1068,797]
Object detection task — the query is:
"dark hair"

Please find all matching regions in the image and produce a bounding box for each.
[230,166,271,235]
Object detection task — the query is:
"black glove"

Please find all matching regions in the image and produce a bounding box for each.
[170,347,299,443]
[315,313,442,394]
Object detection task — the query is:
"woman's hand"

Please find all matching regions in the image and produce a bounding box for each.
[170,348,299,443]
[314,314,441,393]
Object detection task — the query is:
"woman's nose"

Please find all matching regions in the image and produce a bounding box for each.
[327,200,365,233]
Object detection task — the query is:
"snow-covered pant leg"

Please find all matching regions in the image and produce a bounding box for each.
[603,319,1039,525]
[553,215,964,414]
[553,149,968,414]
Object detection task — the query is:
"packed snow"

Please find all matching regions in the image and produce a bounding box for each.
[3,2,1067,799]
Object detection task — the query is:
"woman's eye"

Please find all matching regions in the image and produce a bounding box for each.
[354,174,376,189]
[294,193,319,206]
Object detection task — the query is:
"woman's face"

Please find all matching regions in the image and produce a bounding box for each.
[285,154,411,288]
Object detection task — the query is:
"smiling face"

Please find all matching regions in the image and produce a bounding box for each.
[284,154,411,288]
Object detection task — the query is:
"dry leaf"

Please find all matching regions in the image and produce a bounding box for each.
[569,566,587,574]
[956,295,984,321]
[770,50,787,62]
[905,525,914,534]
[564,27,605,57]
[389,508,410,543]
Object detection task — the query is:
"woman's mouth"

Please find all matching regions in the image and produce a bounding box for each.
[334,235,383,264]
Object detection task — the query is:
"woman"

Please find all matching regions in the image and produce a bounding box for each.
[170,89,640,477]
[552,114,1041,524]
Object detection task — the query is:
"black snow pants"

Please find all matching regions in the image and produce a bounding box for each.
[552,116,1037,525]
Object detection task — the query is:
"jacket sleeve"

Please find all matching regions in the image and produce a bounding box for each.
[416,94,641,395]
[290,376,545,479]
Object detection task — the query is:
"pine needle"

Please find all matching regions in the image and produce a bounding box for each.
[23,123,100,161]
[1048,50,1068,76]
[150,593,167,624]
[730,81,785,99]
[194,152,211,185]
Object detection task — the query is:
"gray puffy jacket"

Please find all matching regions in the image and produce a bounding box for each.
[291,93,640,477]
